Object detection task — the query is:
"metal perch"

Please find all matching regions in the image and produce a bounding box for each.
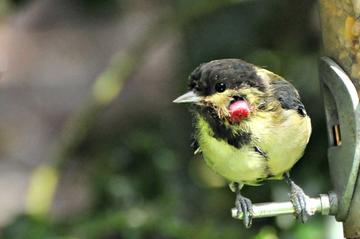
[231,193,338,220]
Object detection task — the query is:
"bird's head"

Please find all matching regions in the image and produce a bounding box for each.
[174,59,270,123]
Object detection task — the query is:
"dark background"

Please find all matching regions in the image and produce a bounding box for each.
[0,0,341,238]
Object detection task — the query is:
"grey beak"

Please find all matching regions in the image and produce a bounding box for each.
[173,91,201,103]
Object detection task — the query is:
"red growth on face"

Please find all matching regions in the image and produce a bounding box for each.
[229,100,250,122]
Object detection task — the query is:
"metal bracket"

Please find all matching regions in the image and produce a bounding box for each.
[319,57,360,221]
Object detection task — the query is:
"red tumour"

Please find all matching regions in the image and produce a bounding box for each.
[229,101,250,122]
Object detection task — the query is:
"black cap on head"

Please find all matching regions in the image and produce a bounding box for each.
[188,59,266,96]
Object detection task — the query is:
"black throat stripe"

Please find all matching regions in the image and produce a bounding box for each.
[196,106,251,148]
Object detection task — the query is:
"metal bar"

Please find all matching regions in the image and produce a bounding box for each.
[231,194,335,220]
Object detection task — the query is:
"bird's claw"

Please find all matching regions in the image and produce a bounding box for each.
[289,181,311,223]
[235,193,253,228]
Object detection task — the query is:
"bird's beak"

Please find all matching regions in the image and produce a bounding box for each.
[173,91,201,104]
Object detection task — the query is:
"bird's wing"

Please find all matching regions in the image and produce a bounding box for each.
[269,76,307,116]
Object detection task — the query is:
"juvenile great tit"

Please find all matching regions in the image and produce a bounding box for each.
[174,59,312,228]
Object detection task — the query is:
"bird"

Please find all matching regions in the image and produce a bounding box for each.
[173,59,312,228]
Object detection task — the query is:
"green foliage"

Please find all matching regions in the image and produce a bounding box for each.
[1,215,58,239]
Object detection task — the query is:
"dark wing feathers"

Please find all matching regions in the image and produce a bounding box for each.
[270,78,307,116]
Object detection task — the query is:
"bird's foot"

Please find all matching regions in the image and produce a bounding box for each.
[235,192,253,228]
[288,180,311,223]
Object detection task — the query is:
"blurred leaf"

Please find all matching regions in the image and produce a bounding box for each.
[26,166,59,218]
[255,226,278,239]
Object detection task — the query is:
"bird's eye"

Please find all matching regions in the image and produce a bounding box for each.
[215,82,226,93]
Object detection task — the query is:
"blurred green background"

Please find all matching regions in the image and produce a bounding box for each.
[0,0,341,238]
